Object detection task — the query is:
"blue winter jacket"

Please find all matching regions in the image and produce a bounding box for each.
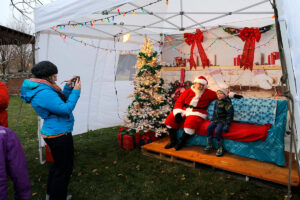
[20,79,80,136]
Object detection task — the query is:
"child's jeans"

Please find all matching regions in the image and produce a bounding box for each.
[207,121,224,146]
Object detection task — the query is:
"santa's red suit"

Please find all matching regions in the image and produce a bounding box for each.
[0,81,9,127]
[165,77,217,135]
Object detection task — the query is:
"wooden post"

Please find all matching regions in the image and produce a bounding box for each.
[214,54,217,66]
[261,53,264,65]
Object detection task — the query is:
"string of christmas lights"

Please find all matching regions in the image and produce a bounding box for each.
[172,38,218,57]
[52,28,142,54]
[53,0,165,29]
[163,24,274,46]
[171,34,276,57]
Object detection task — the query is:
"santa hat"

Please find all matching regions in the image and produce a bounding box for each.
[194,76,208,86]
[217,87,228,96]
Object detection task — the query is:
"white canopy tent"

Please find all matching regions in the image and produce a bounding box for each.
[34,0,277,135]
[34,0,300,193]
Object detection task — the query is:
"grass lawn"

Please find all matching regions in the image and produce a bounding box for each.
[6,96,300,200]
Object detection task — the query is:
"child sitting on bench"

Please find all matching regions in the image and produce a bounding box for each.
[204,88,234,156]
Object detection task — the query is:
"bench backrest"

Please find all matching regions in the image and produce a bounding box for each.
[207,98,277,125]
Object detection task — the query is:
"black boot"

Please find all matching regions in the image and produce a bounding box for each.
[164,128,177,149]
[174,132,190,151]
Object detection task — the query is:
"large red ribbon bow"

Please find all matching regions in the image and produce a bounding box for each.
[184,29,210,69]
[239,27,261,71]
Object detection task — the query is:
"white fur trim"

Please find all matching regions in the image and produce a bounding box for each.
[184,128,195,135]
[194,79,207,86]
[166,125,172,129]
[228,92,235,98]
[173,109,184,116]
[185,108,207,119]
[189,95,201,107]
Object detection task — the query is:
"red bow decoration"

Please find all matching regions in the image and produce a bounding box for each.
[184,29,210,69]
[239,27,261,71]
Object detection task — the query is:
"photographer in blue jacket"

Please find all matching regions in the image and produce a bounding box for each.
[21,61,81,200]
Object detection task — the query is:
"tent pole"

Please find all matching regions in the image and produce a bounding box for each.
[186,0,270,29]
[122,15,176,34]
[97,23,178,30]
[180,0,183,30]
[273,0,300,198]
[128,2,180,29]
[108,11,273,15]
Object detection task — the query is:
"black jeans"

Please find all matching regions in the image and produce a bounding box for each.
[44,133,74,200]
[207,122,224,145]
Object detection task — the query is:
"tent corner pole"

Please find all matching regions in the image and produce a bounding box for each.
[273,0,300,198]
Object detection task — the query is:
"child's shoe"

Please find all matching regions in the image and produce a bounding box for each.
[216,145,225,157]
[204,143,213,152]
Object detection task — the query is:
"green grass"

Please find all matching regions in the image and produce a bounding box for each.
[6,96,300,200]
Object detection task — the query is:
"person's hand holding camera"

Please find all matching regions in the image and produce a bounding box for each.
[67,76,78,87]
[73,78,81,90]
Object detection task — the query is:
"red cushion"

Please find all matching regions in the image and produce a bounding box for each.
[196,120,271,142]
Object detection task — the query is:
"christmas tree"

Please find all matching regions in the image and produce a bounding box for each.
[125,38,171,137]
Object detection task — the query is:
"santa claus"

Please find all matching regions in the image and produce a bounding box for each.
[164,76,218,150]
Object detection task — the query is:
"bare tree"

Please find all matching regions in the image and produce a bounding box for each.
[10,0,55,24]
[1,18,34,73]
[14,43,32,72]
[0,45,15,74]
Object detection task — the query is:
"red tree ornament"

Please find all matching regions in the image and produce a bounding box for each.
[184,29,210,69]
[239,27,261,71]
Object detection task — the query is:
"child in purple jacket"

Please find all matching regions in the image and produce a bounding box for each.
[0,126,31,200]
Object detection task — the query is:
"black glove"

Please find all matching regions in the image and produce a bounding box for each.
[175,113,183,124]
[233,94,243,99]
[223,124,229,133]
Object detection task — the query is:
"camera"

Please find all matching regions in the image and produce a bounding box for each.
[71,76,80,87]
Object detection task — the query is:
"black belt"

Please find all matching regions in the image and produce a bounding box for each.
[184,104,207,110]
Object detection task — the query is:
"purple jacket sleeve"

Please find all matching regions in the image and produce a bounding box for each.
[0,128,8,200]
[1,127,31,200]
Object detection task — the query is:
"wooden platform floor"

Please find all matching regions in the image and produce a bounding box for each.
[142,137,299,186]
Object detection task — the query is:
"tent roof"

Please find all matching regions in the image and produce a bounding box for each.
[35,0,274,42]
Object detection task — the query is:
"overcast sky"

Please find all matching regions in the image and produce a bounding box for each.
[0,0,53,28]
[0,0,15,26]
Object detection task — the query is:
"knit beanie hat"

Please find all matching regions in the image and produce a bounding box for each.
[217,87,228,96]
[31,61,58,78]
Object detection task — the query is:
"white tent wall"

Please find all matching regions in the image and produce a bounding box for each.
[277,0,300,154]
[35,31,141,135]
[87,41,141,131]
